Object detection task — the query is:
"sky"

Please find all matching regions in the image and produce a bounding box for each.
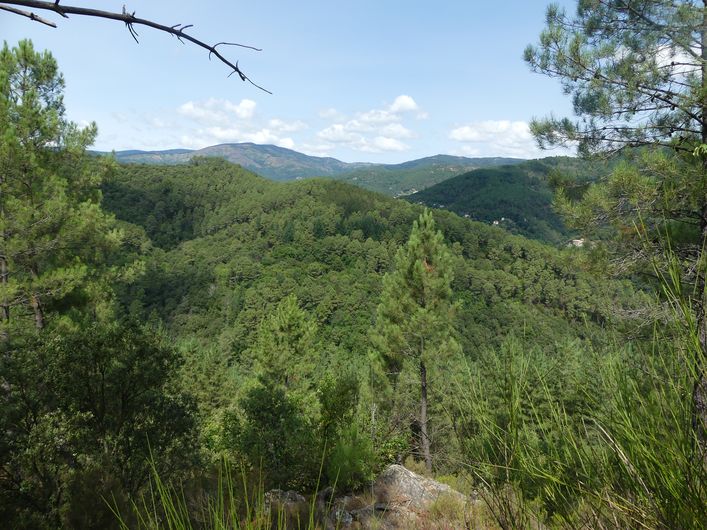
[1,1,578,163]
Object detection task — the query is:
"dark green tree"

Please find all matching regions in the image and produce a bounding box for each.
[526,0,707,452]
[0,40,119,338]
[0,321,197,529]
[371,210,460,473]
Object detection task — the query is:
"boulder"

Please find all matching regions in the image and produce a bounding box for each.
[374,464,466,510]
[318,465,469,529]
[264,489,309,526]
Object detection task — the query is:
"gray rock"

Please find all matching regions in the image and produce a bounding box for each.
[264,489,309,526]
[316,465,470,529]
[373,464,466,510]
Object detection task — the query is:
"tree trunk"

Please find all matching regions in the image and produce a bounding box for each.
[695,0,707,459]
[0,254,8,342]
[0,173,8,342]
[420,359,432,473]
[30,292,44,330]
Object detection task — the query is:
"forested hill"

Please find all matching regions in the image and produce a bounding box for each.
[408,157,613,244]
[106,143,522,192]
[109,143,367,180]
[103,158,640,359]
[334,154,523,196]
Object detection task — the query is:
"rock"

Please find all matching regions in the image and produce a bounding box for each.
[373,464,466,510]
[264,489,309,526]
[316,465,470,529]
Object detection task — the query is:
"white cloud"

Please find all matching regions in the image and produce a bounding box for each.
[226,99,257,119]
[178,98,256,123]
[380,123,414,139]
[268,118,307,133]
[203,126,244,141]
[318,124,360,144]
[166,99,305,150]
[179,134,213,150]
[358,109,397,125]
[314,95,421,153]
[654,44,700,76]
[371,136,408,151]
[449,120,544,158]
[389,95,418,113]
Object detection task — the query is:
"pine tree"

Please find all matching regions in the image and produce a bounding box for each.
[0,40,119,338]
[372,209,460,472]
[252,294,318,392]
[526,0,707,454]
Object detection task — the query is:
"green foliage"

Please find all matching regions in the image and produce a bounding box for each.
[525,1,705,155]
[528,1,707,472]
[0,321,198,529]
[336,154,523,196]
[409,157,614,243]
[100,157,643,489]
[325,425,375,491]
[230,382,318,491]
[456,327,707,529]
[0,40,121,336]
[372,209,459,370]
[371,210,462,471]
[251,294,318,393]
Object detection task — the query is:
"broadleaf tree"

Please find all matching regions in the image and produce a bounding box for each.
[525,0,707,451]
[371,209,460,473]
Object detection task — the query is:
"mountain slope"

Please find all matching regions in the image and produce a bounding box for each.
[102,158,639,361]
[408,157,612,244]
[110,143,369,181]
[335,154,523,196]
[107,143,523,192]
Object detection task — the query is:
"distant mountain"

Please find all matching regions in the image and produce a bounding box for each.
[408,157,613,244]
[108,143,370,181]
[105,143,524,193]
[335,155,524,197]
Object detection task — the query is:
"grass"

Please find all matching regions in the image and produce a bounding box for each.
[112,461,320,530]
[452,246,707,529]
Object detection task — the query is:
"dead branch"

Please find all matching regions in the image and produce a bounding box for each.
[0,4,55,26]
[0,0,271,93]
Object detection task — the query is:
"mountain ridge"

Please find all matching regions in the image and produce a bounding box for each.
[99,142,526,194]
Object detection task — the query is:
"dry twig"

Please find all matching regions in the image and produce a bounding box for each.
[0,0,271,93]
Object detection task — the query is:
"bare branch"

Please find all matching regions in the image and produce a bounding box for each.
[0,4,55,26]
[0,0,271,93]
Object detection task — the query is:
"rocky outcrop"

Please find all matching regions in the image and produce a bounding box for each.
[319,464,470,529]
[264,489,309,526]
[374,464,466,509]
[265,465,472,529]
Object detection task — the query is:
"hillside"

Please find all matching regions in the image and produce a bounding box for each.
[107,143,523,192]
[408,157,613,244]
[335,154,523,196]
[102,158,638,355]
[110,142,369,180]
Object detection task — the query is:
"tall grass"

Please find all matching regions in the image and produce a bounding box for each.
[112,460,322,530]
[456,253,707,529]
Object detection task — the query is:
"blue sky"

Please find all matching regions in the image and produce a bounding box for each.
[2,1,577,162]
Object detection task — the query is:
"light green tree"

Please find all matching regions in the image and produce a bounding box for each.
[372,209,460,472]
[0,40,120,338]
[526,0,707,451]
[252,294,318,393]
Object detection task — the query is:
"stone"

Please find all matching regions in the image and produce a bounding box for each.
[264,489,309,526]
[316,465,470,529]
[373,464,466,510]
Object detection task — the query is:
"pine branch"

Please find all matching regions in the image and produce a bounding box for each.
[0,0,271,93]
